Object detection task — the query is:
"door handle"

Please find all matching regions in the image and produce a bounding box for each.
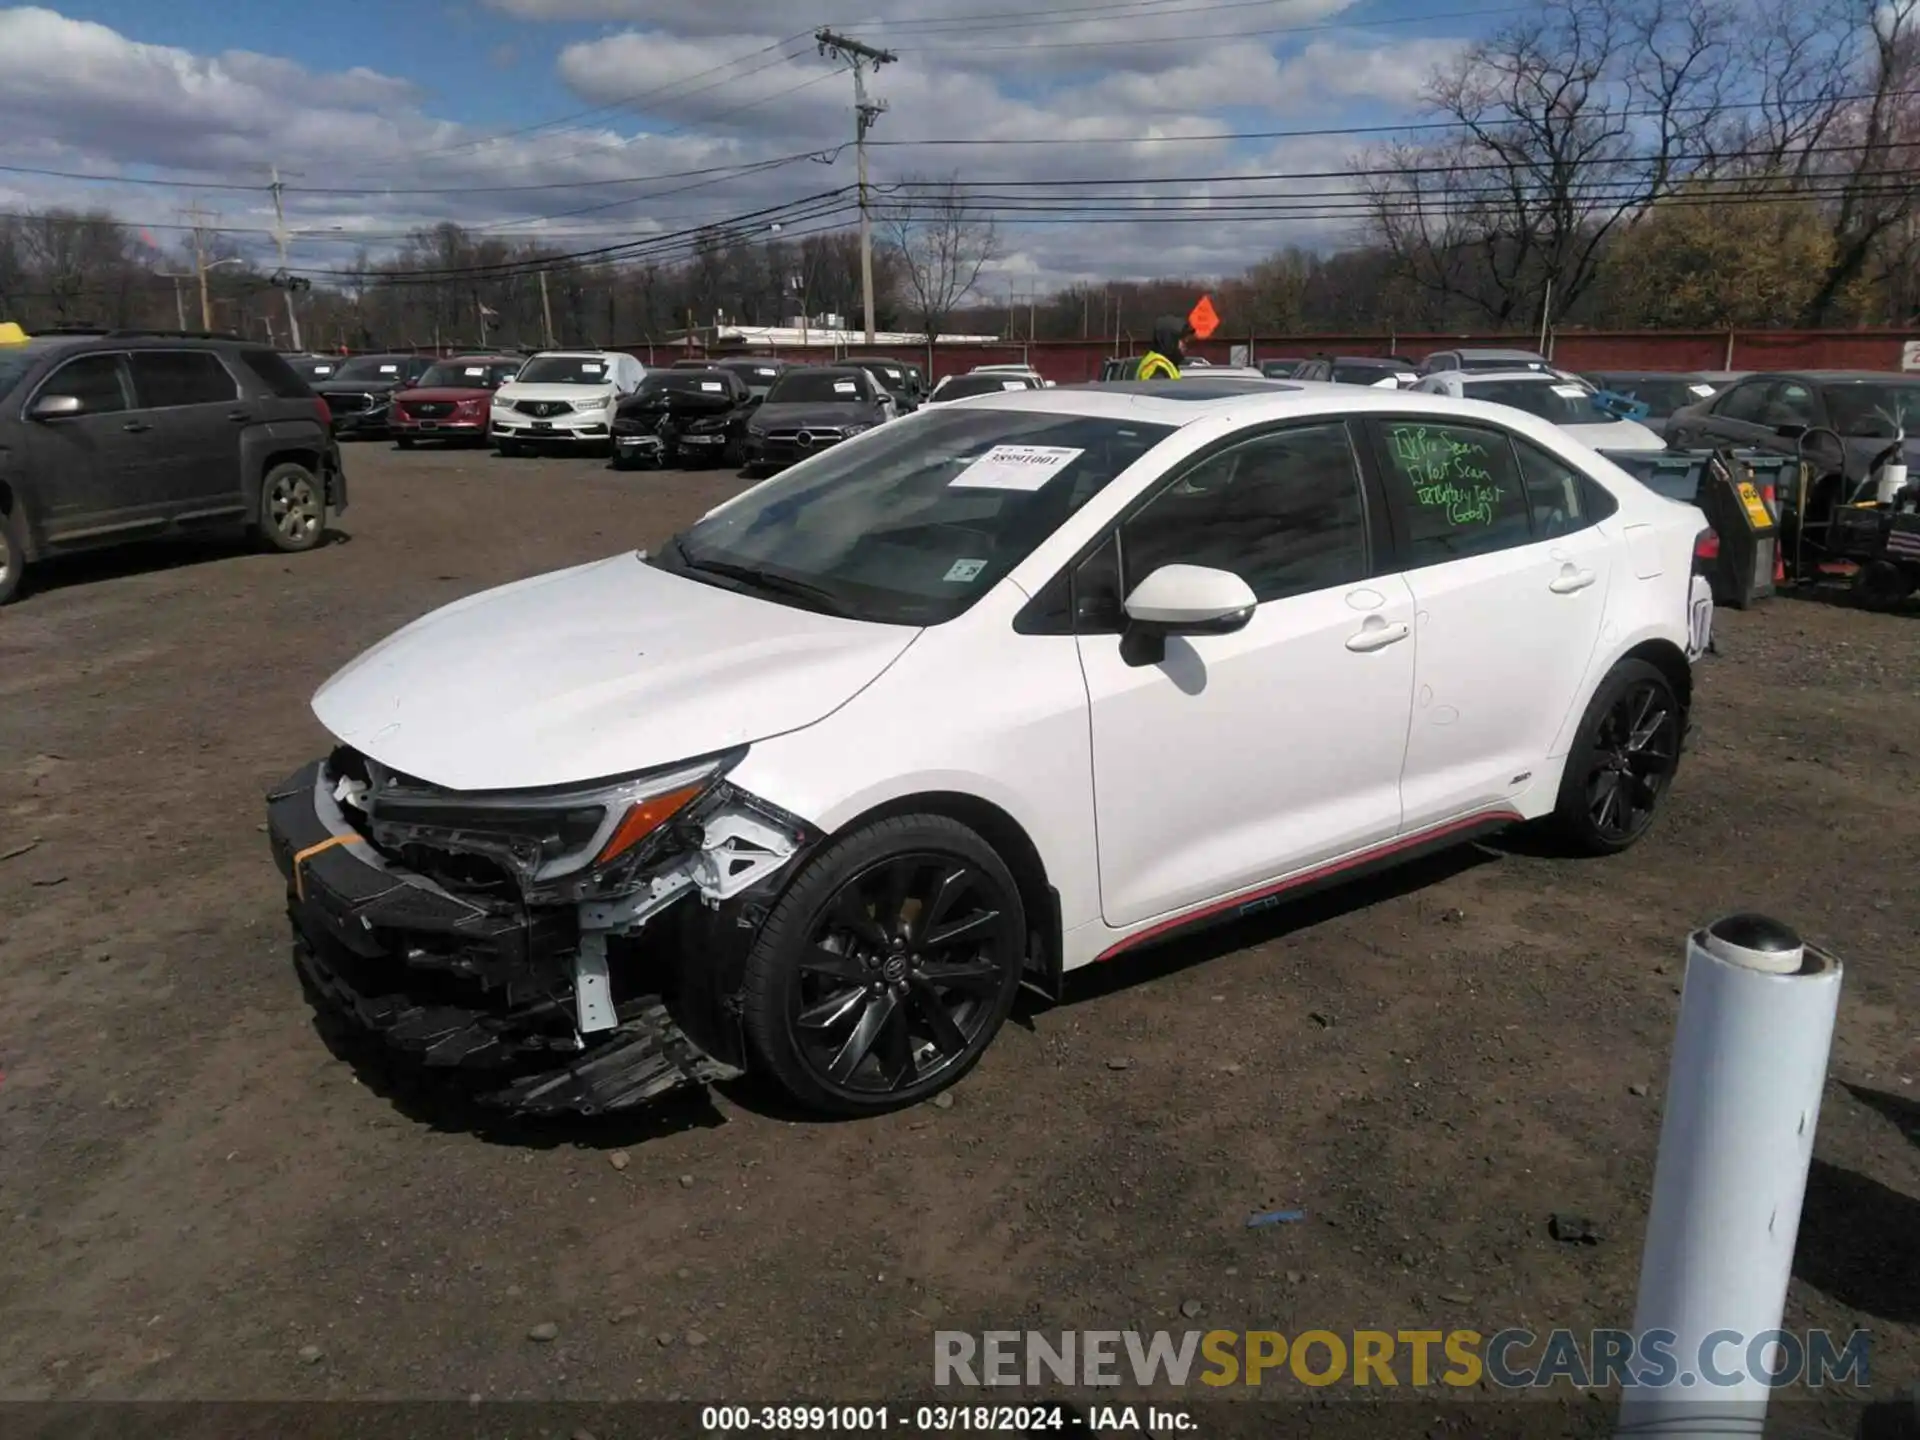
[226,410,252,423]
[122,420,151,433]
[1549,567,1597,594]
[1346,619,1410,652]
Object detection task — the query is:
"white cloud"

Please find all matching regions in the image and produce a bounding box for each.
[0,2,1481,287]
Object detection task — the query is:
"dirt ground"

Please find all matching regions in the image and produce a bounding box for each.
[1,441,1916,1423]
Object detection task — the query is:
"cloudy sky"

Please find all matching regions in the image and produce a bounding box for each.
[0,0,1492,289]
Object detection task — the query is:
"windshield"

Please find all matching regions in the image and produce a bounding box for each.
[1459,355,1548,372]
[1332,362,1405,385]
[1465,378,1609,426]
[417,360,517,388]
[933,375,1034,402]
[635,372,733,398]
[0,351,34,403]
[659,407,1177,626]
[767,371,871,404]
[516,355,613,385]
[856,363,907,389]
[1823,380,1920,438]
[335,356,411,381]
[1593,376,1716,418]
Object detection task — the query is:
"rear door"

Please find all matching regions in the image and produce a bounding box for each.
[1365,417,1614,829]
[1682,378,1775,450]
[126,349,246,511]
[19,351,151,539]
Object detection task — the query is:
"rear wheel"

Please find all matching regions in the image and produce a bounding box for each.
[1549,659,1683,855]
[740,815,1026,1115]
[259,462,327,554]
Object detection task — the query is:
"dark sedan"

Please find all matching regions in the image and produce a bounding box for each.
[1665,371,1920,490]
[709,355,799,400]
[742,366,891,474]
[611,368,756,470]
[1583,371,1726,437]
[311,353,434,437]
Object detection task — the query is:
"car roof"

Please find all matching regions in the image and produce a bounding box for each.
[776,365,868,380]
[1747,370,1920,382]
[441,353,521,364]
[1332,355,1408,365]
[1443,369,1583,385]
[1443,347,1547,359]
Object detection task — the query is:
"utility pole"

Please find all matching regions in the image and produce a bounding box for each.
[816,28,895,347]
[268,166,303,351]
[539,269,556,348]
[184,202,217,331]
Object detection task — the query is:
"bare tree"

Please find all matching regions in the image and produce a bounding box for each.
[1356,0,1733,326]
[880,178,1000,349]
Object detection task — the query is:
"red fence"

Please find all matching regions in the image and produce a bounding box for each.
[634,328,1920,384]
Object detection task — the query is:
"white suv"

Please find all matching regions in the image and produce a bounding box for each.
[490,350,645,454]
[269,379,1712,1119]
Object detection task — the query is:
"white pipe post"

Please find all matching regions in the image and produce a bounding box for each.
[1616,914,1843,1439]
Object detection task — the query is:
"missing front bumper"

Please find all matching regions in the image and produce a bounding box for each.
[266,760,745,1115]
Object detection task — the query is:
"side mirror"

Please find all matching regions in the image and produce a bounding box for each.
[29,394,83,420]
[1119,564,1256,666]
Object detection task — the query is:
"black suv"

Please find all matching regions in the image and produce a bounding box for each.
[0,330,346,605]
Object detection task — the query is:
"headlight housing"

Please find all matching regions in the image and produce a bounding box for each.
[575,393,614,413]
[842,422,872,436]
[357,749,745,900]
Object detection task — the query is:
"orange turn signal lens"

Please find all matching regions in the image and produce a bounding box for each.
[594,784,707,865]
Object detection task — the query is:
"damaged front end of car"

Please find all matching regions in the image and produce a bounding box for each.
[264,745,818,1115]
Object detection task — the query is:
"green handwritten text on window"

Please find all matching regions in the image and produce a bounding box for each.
[1389,425,1505,526]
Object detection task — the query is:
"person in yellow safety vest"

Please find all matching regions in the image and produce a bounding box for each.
[1136,316,1194,380]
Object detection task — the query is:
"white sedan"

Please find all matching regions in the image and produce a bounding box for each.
[266,378,1710,1118]
[1413,369,1669,452]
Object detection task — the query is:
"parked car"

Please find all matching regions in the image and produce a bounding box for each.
[287,354,344,384]
[1412,369,1668,452]
[267,377,1706,1118]
[1664,371,1920,493]
[389,355,524,447]
[840,356,923,412]
[0,330,345,604]
[971,364,1051,388]
[1580,372,1727,439]
[710,356,799,400]
[1419,347,1552,376]
[310,353,434,438]
[1329,356,1420,389]
[742,365,895,473]
[1261,358,1317,379]
[927,372,1043,404]
[611,367,757,469]
[489,349,646,456]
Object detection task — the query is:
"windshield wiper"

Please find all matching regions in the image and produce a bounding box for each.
[672,543,853,616]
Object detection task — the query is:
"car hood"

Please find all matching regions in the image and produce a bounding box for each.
[396,386,491,403]
[314,376,407,395]
[752,401,880,429]
[494,382,618,406]
[310,553,919,791]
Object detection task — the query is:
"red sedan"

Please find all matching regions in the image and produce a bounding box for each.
[390,355,524,447]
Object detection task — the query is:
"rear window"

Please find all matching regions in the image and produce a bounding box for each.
[236,348,314,400]
[129,350,240,408]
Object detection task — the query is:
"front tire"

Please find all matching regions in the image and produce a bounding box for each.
[1548,659,1683,855]
[0,500,25,605]
[740,815,1027,1115]
[259,462,327,554]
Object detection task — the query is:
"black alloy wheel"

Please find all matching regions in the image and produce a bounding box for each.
[1551,659,1682,855]
[741,816,1026,1114]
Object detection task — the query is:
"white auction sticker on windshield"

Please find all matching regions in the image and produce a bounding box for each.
[379,364,399,374]
[1552,384,1587,398]
[1690,383,1716,397]
[700,381,724,392]
[950,445,1085,491]
[580,362,604,372]
[943,558,988,583]
[833,380,858,394]
[464,367,486,376]
[1001,380,1028,390]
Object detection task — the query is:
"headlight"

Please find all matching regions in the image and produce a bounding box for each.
[575,394,614,413]
[842,423,872,436]
[491,397,513,411]
[361,750,743,898]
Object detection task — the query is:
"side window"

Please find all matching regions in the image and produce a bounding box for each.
[1513,438,1589,539]
[1766,381,1815,426]
[1120,422,1370,605]
[235,348,312,399]
[41,353,129,415]
[1377,420,1533,565]
[1715,382,1767,422]
[129,350,238,408]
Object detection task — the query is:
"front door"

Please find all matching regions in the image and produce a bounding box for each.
[126,349,245,511]
[1365,418,1614,827]
[19,351,152,539]
[1077,420,1416,930]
